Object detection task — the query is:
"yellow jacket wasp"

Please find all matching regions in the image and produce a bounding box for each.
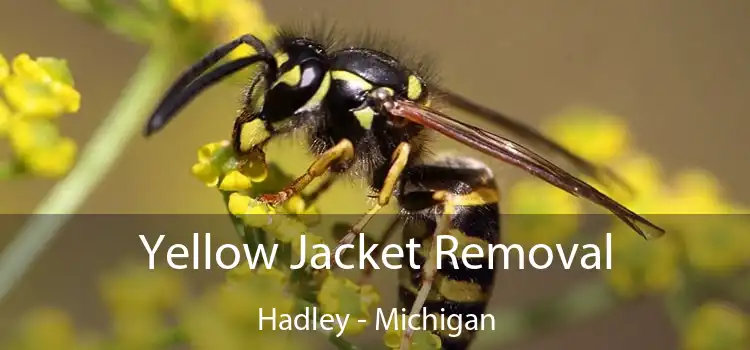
[144,24,665,350]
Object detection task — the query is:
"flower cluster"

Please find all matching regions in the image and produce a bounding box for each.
[506,107,748,298]
[56,0,277,72]
[383,321,442,350]
[683,301,748,350]
[190,140,381,344]
[536,107,750,348]
[0,53,80,179]
[183,266,298,350]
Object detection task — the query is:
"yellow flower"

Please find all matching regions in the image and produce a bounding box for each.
[684,302,749,350]
[190,140,267,189]
[227,192,277,224]
[0,54,8,84]
[169,0,225,22]
[111,313,163,349]
[7,118,78,177]
[217,0,277,60]
[543,107,631,164]
[182,268,297,350]
[0,99,11,135]
[666,170,730,214]
[15,308,78,350]
[25,137,77,177]
[604,225,681,298]
[101,265,185,316]
[284,195,307,215]
[317,275,381,336]
[644,169,750,274]
[4,54,80,118]
[226,192,320,245]
[505,179,581,247]
[1,53,80,179]
[678,212,750,275]
[591,153,666,207]
[383,318,442,350]
[283,195,321,226]
[219,170,252,191]
[191,162,220,186]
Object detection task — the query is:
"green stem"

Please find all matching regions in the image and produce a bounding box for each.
[0,49,174,303]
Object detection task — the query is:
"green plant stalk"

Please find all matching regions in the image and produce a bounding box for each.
[0,49,174,303]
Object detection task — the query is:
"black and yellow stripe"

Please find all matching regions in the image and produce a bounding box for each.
[397,157,500,350]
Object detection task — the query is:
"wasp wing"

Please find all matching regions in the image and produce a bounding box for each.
[386,98,665,239]
[434,88,633,194]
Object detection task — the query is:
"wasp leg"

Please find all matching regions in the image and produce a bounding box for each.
[333,142,411,251]
[357,216,401,285]
[400,208,452,350]
[258,139,354,206]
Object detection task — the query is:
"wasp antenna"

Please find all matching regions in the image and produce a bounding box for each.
[144,34,277,137]
[624,214,666,240]
[144,56,271,136]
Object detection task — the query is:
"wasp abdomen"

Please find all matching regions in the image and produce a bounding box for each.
[397,157,500,350]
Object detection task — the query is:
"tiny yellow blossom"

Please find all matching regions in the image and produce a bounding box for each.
[318,275,380,336]
[169,0,225,23]
[291,232,326,265]
[191,141,229,187]
[604,226,681,298]
[225,191,322,244]
[666,170,730,214]
[227,192,252,216]
[254,266,290,285]
[111,313,163,349]
[191,141,267,189]
[383,321,442,350]
[191,162,220,186]
[649,169,750,273]
[684,302,749,350]
[4,54,80,117]
[197,140,229,163]
[16,308,78,350]
[101,265,185,316]
[588,153,666,205]
[269,214,312,242]
[679,213,750,274]
[101,266,184,348]
[217,0,277,60]
[284,195,307,215]
[226,265,253,282]
[219,170,252,191]
[23,137,77,177]
[0,99,11,135]
[7,118,78,177]
[505,179,581,247]
[543,107,631,164]
[0,54,8,84]
[182,268,298,350]
[284,195,321,226]
[200,268,294,332]
[227,192,278,227]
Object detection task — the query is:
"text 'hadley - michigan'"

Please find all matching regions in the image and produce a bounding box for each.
[139,232,613,271]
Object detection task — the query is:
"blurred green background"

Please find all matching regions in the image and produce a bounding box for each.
[0,0,749,349]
